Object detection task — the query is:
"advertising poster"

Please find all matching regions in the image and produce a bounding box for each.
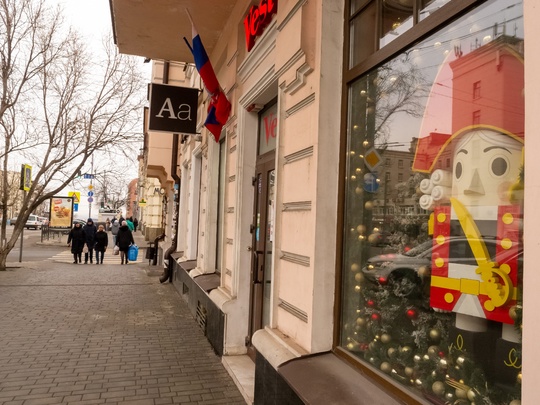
[49,197,73,228]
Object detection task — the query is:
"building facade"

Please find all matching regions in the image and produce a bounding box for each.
[110,0,538,403]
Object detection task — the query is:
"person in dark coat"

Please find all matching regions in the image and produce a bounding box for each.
[67,222,86,264]
[82,218,97,264]
[116,221,134,265]
[94,224,109,264]
[133,217,139,232]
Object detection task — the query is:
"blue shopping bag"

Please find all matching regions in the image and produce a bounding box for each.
[128,244,139,261]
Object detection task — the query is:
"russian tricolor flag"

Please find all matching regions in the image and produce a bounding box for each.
[184,11,231,142]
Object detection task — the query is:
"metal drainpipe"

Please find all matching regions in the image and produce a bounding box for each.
[160,132,181,284]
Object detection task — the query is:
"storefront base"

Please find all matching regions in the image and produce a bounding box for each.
[171,257,224,356]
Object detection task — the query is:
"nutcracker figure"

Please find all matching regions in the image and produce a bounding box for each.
[413,36,524,382]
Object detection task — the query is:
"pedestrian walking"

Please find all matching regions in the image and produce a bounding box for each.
[116,221,134,265]
[94,224,108,264]
[110,218,120,245]
[133,217,139,232]
[105,217,111,231]
[67,222,86,264]
[82,218,97,264]
[126,217,134,231]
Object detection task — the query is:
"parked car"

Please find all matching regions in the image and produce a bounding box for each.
[361,237,520,297]
[9,217,17,226]
[25,214,42,230]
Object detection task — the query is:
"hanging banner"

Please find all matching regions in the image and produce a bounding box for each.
[49,197,73,228]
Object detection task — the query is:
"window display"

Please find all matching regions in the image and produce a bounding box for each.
[341,1,523,403]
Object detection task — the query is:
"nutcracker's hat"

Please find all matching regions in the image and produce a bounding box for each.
[412,36,524,173]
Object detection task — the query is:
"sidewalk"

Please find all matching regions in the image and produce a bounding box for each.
[0,248,246,404]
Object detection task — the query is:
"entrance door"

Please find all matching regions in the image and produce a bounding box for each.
[247,152,275,358]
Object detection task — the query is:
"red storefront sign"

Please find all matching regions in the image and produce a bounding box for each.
[243,0,277,52]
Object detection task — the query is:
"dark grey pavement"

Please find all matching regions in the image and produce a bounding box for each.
[0,248,245,404]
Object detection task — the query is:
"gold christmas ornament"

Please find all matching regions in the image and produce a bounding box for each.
[387,347,397,358]
[350,263,360,272]
[456,356,466,366]
[365,201,373,210]
[354,285,361,292]
[509,400,521,405]
[445,392,454,401]
[354,272,364,282]
[357,224,366,233]
[413,354,422,363]
[423,354,430,362]
[438,358,448,370]
[414,379,423,388]
[380,362,392,374]
[400,346,412,355]
[404,366,414,377]
[517,372,522,384]
[355,187,363,195]
[346,343,354,350]
[427,345,440,358]
[432,381,446,396]
[356,317,366,327]
[455,388,468,400]
[429,328,441,343]
[381,333,392,344]
[467,389,477,402]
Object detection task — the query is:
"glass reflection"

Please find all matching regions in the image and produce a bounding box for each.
[342,1,524,403]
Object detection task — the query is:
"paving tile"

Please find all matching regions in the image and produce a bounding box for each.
[0,260,245,404]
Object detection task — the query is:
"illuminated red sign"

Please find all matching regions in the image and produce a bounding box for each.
[243,0,277,52]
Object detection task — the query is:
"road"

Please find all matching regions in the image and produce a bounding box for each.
[4,226,68,263]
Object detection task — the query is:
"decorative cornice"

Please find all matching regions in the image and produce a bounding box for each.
[278,299,308,323]
[276,0,308,32]
[283,201,312,211]
[284,62,313,95]
[284,146,313,164]
[280,251,310,267]
[285,93,315,117]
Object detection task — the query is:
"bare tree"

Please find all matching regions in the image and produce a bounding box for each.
[0,0,145,269]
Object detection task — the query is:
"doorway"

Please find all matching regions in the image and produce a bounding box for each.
[247,152,275,358]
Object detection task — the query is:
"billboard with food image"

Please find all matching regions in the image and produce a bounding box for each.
[49,197,73,228]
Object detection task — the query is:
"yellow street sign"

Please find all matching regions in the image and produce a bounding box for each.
[88,184,94,190]
[68,191,81,204]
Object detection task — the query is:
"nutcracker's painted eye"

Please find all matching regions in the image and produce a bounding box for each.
[491,157,508,177]
[455,162,463,179]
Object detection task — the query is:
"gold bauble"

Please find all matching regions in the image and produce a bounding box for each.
[432,381,446,396]
[413,354,422,363]
[438,358,448,370]
[387,347,397,358]
[381,333,392,344]
[351,263,360,272]
[404,366,414,377]
[509,400,521,405]
[455,388,468,400]
[467,389,477,402]
[423,354,430,362]
[351,175,357,181]
[354,272,364,282]
[456,356,466,366]
[356,317,366,327]
[517,372,522,384]
[357,224,366,233]
[400,346,412,355]
[445,392,454,401]
[427,345,439,358]
[380,362,392,374]
[355,168,362,175]
[429,328,441,343]
[354,285,361,292]
[414,379,423,388]
[355,187,363,195]
[364,201,373,210]
[346,343,354,350]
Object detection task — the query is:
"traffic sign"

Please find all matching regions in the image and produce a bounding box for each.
[88,184,94,190]
[363,173,380,193]
[74,203,79,212]
[88,191,94,197]
[87,197,94,203]
[68,191,80,204]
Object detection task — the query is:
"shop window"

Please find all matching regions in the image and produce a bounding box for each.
[341,1,524,403]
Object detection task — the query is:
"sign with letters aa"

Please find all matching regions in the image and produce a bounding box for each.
[148,84,198,134]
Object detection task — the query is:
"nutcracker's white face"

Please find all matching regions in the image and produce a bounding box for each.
[452,129,522,206]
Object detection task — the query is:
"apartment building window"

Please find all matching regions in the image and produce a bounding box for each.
[398,159,403,169]
[473,80,481,99]
[341,1,524,403]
